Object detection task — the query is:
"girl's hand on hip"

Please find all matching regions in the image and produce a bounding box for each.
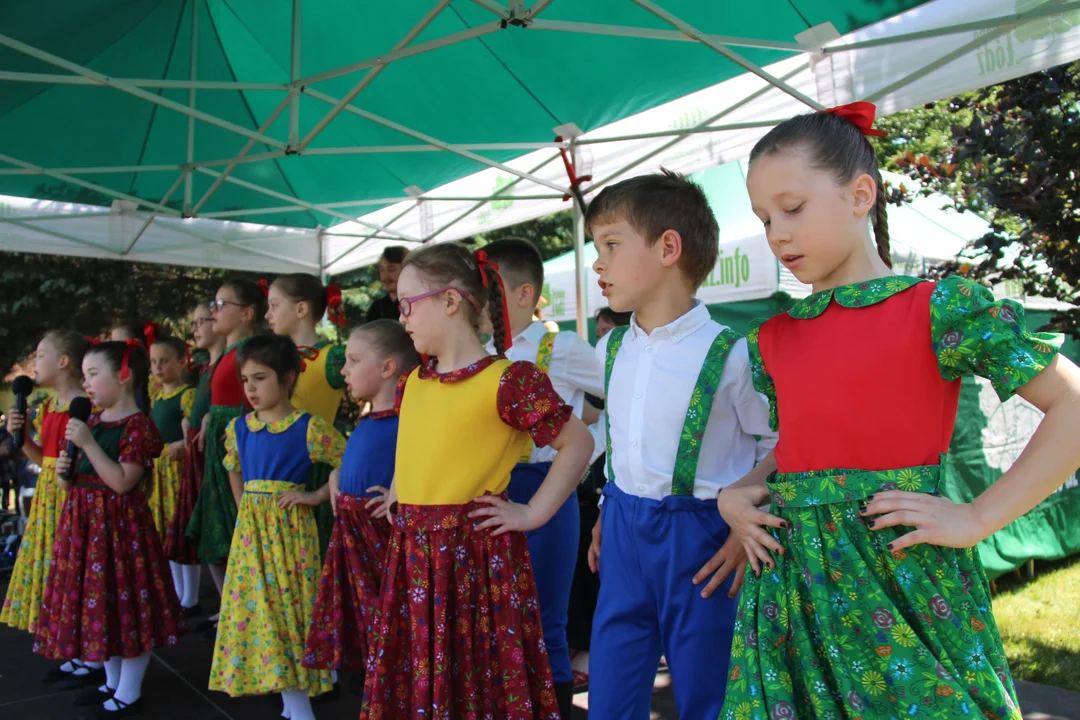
[862,491,988,550]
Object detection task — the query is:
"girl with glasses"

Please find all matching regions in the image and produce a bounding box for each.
[185,279,265,638]
[360,242,595,720]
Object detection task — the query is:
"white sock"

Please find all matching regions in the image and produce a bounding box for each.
[169,561,184,602]
[209,613,220,623]
[331,669,338,684]
[281,692,293,719]
[99,656,122,694]
[59,660,79,673]
[105,652,151,709]
[70,659,103,676]
[181,564,201,607]
[282,690,313,720]
[209,563,226,597]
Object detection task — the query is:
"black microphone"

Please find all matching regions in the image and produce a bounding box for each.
[11,376,33,449]
[61,397,93,483]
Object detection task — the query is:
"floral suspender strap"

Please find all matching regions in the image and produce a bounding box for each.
[604,326,741,496]
[518,332,558,463]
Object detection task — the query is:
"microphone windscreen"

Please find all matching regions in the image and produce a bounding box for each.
[69,396,93,422]
[12,376,33,396]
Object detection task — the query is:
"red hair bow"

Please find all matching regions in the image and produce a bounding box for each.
[143,322,159,347]
[474,250,513,351]
[325,283,348,328]
[257,278,270,297]
[119,338,141,382]
[85,335,102,347]
[822,101,887,137]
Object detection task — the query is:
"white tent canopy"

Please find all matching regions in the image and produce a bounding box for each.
[3,0,1079,320]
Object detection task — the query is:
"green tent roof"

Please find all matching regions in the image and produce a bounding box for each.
[0,0,930,228]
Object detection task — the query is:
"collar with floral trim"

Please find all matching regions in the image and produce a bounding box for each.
[245,409,306,433]
[364,409,397,420]
[417,354,502,383]
[787,276,925,319]
[155,384,190,402]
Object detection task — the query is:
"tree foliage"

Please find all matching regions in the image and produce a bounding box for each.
[875,62,1080,337]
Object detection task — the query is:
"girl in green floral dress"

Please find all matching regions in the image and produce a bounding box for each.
[717,102,1080,720]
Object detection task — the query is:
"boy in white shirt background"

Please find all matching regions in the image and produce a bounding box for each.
[482,239,606,720]
[585,171,777,719]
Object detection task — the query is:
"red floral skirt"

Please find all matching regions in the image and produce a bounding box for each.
[303,493,390,671]
[33,478,188,661]
[360,499,559,720]
[165,428,202,564]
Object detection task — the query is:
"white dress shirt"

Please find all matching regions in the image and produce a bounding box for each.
[490,321,606,465]
[596,301,777,502]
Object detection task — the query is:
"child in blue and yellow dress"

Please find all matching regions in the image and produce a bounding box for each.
[302,320,419,672]
[718,103,1080,720]
[209,335,344,720]
[360,243,595,719]
[266,273,348,554]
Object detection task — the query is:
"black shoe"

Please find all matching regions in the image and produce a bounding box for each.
[201,622,219,641]
[73,687,114,707]
[195,618,217,633]
[312,682,340,704]
[555,680,574,720]
[56,667,106,690]
[41,664,75,683]
[181,602,203,618]
[78,696,143,719]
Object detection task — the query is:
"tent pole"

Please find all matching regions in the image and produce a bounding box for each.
[571,139,588,340]
[528,19,805,52]
[298,0,453,151]
[0,71,285,90]
[185,0,199,215]
[630,0,824,111]
[326,204,417,268]
[125,172,187,254]
[289,0,301,150]
[0,34,286,149]
[3,217,119,255]
[304,87,572,195]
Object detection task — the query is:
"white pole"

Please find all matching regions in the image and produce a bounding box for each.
[185,0,198,215]
[571,140,589,340]
[289,0,301,149]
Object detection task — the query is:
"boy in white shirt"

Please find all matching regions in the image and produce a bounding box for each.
[585,171,777,719]
[482,238,605,720]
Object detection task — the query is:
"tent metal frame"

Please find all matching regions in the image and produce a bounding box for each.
[3,0,1080,333]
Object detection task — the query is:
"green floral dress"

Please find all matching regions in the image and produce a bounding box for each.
[721,276,1061,720]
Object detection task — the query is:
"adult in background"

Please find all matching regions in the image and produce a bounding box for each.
[364,246,407,323]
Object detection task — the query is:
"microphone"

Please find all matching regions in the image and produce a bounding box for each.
[11,376,33,449]
[61,397,93,483]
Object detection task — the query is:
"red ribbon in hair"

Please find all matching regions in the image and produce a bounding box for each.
[474,250,513,351]
[257,278,270,297]
[85,335,102,347]
[821,101,887,137]
[143,322,159,347]
[119,338,141,382]
[325,283,348,328]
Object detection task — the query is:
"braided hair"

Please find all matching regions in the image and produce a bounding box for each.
[402,242,509,353]
[749,111,891,268]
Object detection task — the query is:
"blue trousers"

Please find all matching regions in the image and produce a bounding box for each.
[588,482,738,720]
[508,462,579,684]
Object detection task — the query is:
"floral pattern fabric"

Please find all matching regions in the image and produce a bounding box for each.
[185,405,243,565]
[360,499,559,720]
[496,361,573,448]
[324,343,346,390]
[302,492,390,671]
[209,480,333,697]
[929,276,1061,401]
[166,427,202,564]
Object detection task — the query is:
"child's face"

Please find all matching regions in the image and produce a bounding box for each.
[211,286,248,337]
[239,359,285,412]
[192,305,217,350]
[33,338,64,386]
[747,148,872,287]
[342,333,389,401]
[82,352,123,409]
[109,327,130,342]
[591,218,666,314]
[265,284,303,336]
[150,345,183,385]
[396,264,456,357]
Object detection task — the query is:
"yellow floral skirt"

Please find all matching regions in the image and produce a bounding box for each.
[209,480,333,697]
[147,452,182,540]
[1,458,65,633]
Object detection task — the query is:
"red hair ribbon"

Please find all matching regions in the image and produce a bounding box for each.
[474,250,514,351]
[85,335,102,347]
[119,338,141,382]
[143,322,159,347]
[184,343,192,373]
[821,101,887,137]
[325,283,348,328]
[555,135,592,204]
[257,278,270,297]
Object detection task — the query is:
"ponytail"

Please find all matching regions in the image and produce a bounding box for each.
[873,177,892,268]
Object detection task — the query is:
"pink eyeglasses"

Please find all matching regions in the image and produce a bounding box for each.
[398,287,481,317]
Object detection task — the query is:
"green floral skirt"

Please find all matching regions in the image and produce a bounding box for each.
[721,461,1021,720]
[185,406,243,566]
